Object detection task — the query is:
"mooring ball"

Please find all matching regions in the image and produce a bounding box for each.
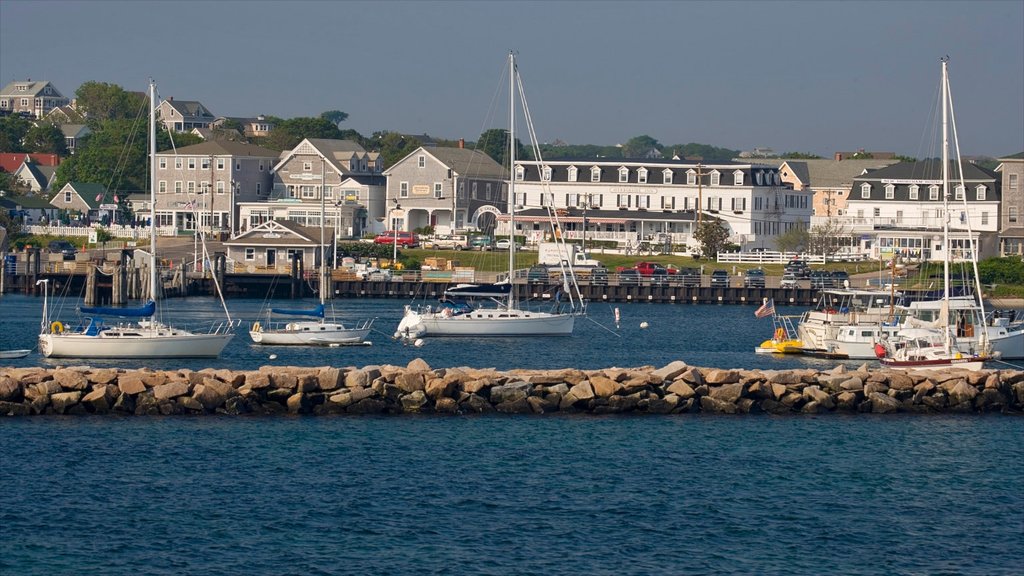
[269,354,278,360]
[640,321,650,329]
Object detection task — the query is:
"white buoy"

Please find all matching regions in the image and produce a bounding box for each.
[414,339,425,347]
[640,321,649,329]
[269,354,278,360]
[329,343,340,348]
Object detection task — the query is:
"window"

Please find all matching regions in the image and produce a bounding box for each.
[981,212,989,226]
[663,169,673,185]
[1009,206,1018,223]
[755,172,763,186]
[159,158,167,169]
[175,158,183,169]
[976,185,986,201]
[188,158,196,170]
[567,193,578,207]
[216,181,225,194]
[687,170,696,185]
[259,161,264,172]
[955,185,964,200]
[159,181,167,193]
[567,166,578,182]
[929,185,939,200]
[590,167,601,182]
[709,171,720,186]
[909,185,919,200]
[301,186,316,199]
[1010,173,1019,191]
[434,183,443,198]
[244,248,255,261]
[885,184,895,199]
[637,168,648,184]
[896,210,903,223]
[515,166,525,181]
[733,170,744,185]
[873,207,880,217]
[400,182,409,198]
[542,166,552,181]
[661,196,675,209]
[235,162,240,171]
[861,183,871,198]
[64,190,72,203]
[217,159,225,170]
[617,194,630,208]
[417,155,425,168]
[175,181,182,194]
[187,181,196,194]
[731,197,747,211]
[256,183,262,195]
[618,167,629,183]
[201,158,210,170]
[323,185,333,199]
[636,195,650,209]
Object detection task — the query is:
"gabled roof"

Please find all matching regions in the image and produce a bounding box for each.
[385,146,507,180]
[162,99,214,119]
[0,153,61,172]
[60,124,90,138]
[0,80,65,98]
[854,159,997,182]
[779,159,899,189]
[998,151,1024,161]
[225,219,334,246]
[55,182,110,209]
[273,138,369,175]
[2,194,54,209]
[46,104,85,123]
[158,140,279,158]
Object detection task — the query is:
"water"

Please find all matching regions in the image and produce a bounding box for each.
[2,294,873,372]
[0,417,1020,575]
[2,295,1021,574]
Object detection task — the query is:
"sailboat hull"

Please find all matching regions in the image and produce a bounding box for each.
[250,321,372,345]
[39,332,233,358]
[397,307,575,337]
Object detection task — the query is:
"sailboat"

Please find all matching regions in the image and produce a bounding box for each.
[38,80,236,359]
[249,160,374,346]
[394,52,584,338]
[877,58,990,371]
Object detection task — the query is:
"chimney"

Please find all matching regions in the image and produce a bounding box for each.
[459,138,465,149]
[169,96,173,102]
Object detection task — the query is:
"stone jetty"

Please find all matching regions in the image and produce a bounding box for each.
[1,361,1022,416]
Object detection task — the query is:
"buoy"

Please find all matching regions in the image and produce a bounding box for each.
[269,354,278,360]
[329,343,340,348]
[614,307,621,328]
[414,339,425,347]
[640,321,649,329]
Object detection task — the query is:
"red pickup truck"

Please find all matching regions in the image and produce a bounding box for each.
[633,261,674,276]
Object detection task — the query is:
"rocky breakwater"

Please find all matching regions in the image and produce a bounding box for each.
[1,360,1023,416]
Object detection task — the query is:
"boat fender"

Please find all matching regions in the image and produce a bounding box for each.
[50,321,64,334]
[252,321,261,333]
[955,352,962,359]
[873,343,887,359]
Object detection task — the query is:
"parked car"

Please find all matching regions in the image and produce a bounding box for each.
[588,266,609,286]
[780,273,800,289]
[617,268,642,285]
[831,270,850,287]
[743,268,766,288]
[809,270,833,289]
[469,235,494,250]
[710,269,729,288]
[426,234,468,250]
[495,238,523,250]
[48,240,77,260]
[677,267,701,287]
[373,231,419,248]
[784,259,811,278]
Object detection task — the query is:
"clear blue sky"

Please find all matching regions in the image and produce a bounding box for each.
[2,0,1022,158]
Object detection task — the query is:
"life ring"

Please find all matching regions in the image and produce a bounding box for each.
[50,321,65,334]
[252,321,261,333]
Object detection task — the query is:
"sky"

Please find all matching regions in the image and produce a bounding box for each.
[1,0,1022,158]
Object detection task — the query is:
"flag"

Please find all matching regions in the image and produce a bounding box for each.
[183,200,196,210]
[755,298,775,318]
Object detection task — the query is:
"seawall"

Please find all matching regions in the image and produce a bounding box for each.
[2,361,1022,416]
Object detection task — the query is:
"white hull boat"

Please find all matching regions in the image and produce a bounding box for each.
[250,319,373,345]
[396,305,574,338]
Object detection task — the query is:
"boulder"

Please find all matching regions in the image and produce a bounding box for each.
[888,372,915,392]
[153,380,190,401]
[286,392,308,414]
[82,385,117,413]
[590,375,622,398]
[407,358,431,372]
[496,396,532,414]
[709,382,744,404]
[118,373,148,395]
[704,369,739,385]
[948,381,979,406]
[461,394,494,413]
[401,390,429,413]
[680,367,704,386]
[835,391,860,411]
[318,367,343,391]
[435,397,459,414]
[425,377,456,400]
[569,381,595,401]
[700,396,737,414]
[192,384,226,411]
[0,376,24,402]
[297,374,319,393]
[651,360,688,382]
[50,390,82,413]
[87,369,119,385]
[802,385,835,410]
[665,380,695,399]
[768,371,804,385]
[869,392,901,414]
[53,369,89,391]
[490,381,531,405]
[395,371,426,394]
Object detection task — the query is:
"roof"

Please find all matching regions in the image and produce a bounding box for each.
[225,219,334,246]
[428,147,507,179]
[159,140,279,157]
[0,80,63,98]
[2,195,54,209]
[57,182,110,209]
[0,153,61,172]
[998,151,1024,160]
[855,159,998,182]
[60,124,90,137]
[780,159,900,189]
[162,99,214,119]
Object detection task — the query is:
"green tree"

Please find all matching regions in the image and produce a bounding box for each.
[693,220,730,259]
[261,117,343,151]
[775,225,809,252]
[320,110,349,127]
[780,152,823,159]
[370,131,422,168]
[23,122,68,155]
[0,115,31,152]
[52,118,147,192]
[807,220,854,259]
[622,135,660,158]
[75,81,148,124]
[477,128,527,168]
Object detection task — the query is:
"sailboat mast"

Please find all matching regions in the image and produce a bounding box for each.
[940,58,951,353]
[149,80,158,303]
[320,157,326,308]
[508,51,516,309]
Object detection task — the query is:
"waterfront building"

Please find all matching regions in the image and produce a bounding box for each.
[995,151,1024,256]
[382,145,508,235]
[236,138,384,240]
[223,219,333,272]
[156,97,216,133]
[507,158,809,250]
[0,80,70,119]
[48,182,114,224]
[152,140,279,235]
[777,158,899,218]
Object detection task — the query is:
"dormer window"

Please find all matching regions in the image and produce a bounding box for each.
[515,165,525,181]
[567,166,578,182]
[954,185,965,200]
[861,183,872,198]
[637,168,648,184]
[686,169,696,186]
[975,185,986,201]
[618,167,629,183]
[884,184,895,199]
[755,172,763,186]
[541,166,552,181]
[662,169,673,185]
[774,172,781,185]
[929,185,939,200]
[909,185,919,200]
[709,170,720,187]
[733,170,744,186]
[590,166,601,182]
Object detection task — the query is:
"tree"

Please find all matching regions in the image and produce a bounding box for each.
[0,115,31,152]
[807,220,853,259]
[622,135,660,158]
[320,110,349,127]
[780,152,823,159]
[74,81,148,124]
[370,131,422,168]
[24,122,68,155]
[52,118,147,192]
[775,226,809,252]
[477,128,527,168]
[693,220,730,259]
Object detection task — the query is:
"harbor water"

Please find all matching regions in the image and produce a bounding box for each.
[1,295,1022,575]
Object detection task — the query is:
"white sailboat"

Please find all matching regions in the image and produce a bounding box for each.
[38,80,236,359]
[394,52,584,338]
[878,58,990,371]
[250,160,374,346]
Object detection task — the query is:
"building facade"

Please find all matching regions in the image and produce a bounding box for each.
[778,158,899,217]
[0,80,69,118]
[995,152,1023,256]
[156,98,216,133]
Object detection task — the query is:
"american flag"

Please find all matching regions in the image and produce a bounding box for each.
[755,298,775,318]
[183,200,196,210]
